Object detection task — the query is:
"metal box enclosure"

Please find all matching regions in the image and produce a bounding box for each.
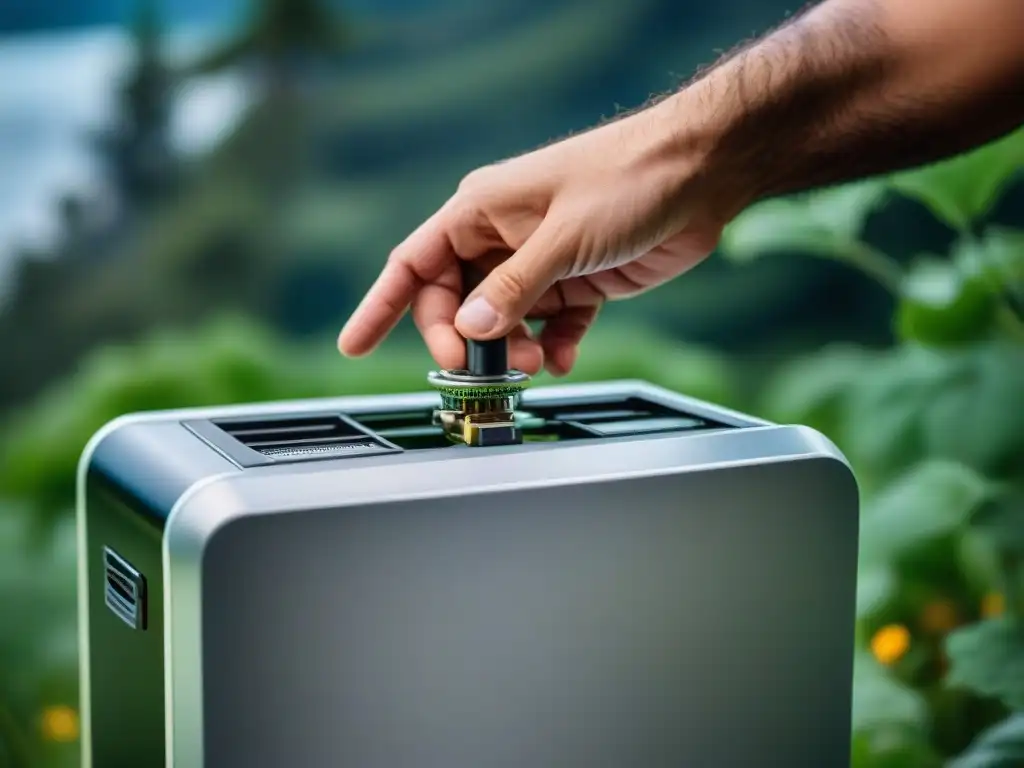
[77,379,859,768]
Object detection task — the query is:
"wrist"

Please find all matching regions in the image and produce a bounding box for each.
[636,88,755,227]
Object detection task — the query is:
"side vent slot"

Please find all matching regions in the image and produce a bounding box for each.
[533,396,721,437]
[104,547,146,630]
[209,413,400,464]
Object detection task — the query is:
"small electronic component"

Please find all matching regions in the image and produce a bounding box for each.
[427,262,531,446]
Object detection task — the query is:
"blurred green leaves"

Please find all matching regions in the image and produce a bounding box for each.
[946,618,1024,711]
[950,713,1024,768]
[721,179,888,260]
[889,129,1024,232]
[759,341,1024,486]
[0,503,78,768]
[725,126,1024,767]
[851,653,941,768]
[852,652,929,733]
[895,256,998,346]
[859,461,991,568]
[720,179,902,289]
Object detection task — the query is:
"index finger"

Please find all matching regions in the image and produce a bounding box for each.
[337,210,455,358]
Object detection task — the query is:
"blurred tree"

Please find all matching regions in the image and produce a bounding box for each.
[187,0,348,85]
[185,0,351,194]
[93,0,178,211]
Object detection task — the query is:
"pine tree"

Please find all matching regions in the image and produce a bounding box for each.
[95,0,176,210]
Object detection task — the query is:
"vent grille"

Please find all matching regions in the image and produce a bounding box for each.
[211,413,398,463]
[187,395,727,464]
[538,398,710,437]
[104,547,146,630]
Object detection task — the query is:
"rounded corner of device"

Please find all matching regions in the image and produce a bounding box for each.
[77,413,143,479]
[164,473,248,564]
[787,424,860,494]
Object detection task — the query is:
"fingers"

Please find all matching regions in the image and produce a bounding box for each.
[412,264,545,374]
[411,265,463,369]
[539,304,599,376]
[508,322,544,376]
[455,215,576,341]
[338,212,453,357]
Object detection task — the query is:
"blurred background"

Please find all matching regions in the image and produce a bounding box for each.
[0,1,1022,766]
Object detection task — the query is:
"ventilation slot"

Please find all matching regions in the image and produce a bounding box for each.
[530,396,718,437]
[352,410,452,450]
[212,413,399,463]
[104,547,146,630]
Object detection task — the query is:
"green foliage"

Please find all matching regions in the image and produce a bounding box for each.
[722,126,1024,765]
[719,179,901,289]
[0,504,78,768]
[895,255,999,346]
[859,461,992,571]
[947,619,1024,711]
[851,654,941,766]
[720,179,888,260]
[950,713,1024,767]
[889,130,1024,232]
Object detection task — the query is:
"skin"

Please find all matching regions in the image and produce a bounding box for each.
[338,0,1024,377]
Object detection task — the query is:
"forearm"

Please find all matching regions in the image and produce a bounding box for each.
[656,0,1024,215]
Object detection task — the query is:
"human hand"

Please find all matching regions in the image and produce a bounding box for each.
[337,99,732,376]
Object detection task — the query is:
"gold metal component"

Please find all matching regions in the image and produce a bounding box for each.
[427,369,530,447]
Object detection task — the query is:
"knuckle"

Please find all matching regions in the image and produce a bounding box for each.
[457,166,492,194]
[491,267,530,303]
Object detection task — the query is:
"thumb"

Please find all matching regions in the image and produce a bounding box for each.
[455,220,575,340]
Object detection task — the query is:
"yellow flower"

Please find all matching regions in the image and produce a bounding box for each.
[871,624,911,666]
[40,705,79,742]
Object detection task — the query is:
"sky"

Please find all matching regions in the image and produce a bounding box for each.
[0,25,250,287]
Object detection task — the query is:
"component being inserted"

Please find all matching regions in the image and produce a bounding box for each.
[428,262,531,446]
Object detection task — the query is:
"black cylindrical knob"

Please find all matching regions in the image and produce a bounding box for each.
[461,260,508,376]
[467,337,508,377]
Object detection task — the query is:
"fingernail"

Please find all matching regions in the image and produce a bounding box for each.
[455,297,500,336]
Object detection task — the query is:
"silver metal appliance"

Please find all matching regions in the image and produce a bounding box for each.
[78,378,858,768]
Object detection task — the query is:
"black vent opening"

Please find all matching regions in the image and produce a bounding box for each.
[531,396,716,437]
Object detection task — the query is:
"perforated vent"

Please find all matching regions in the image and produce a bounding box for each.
[198,413,400,465]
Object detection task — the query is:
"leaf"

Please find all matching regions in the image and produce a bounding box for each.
[946,617,1024,709]
[759,344,872,435]
[895,255,998,347]
[972,488,1024,555]
[720,179,887,261]
[954,228,1024,291]
[889,127,1024,230]
[840,344,956,479]
[920,342,1024,476]
[859,461,992,566]
[958,529,1005,593]
[950,713,1024,768]
[852,651,929,733]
